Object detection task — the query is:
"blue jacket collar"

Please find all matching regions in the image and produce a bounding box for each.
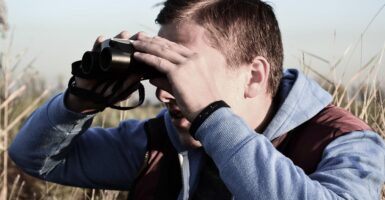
[263,68,332,140]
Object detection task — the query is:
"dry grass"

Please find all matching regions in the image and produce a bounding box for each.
[300,43,385,139]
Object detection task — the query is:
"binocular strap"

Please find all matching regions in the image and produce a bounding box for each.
[67,76,145,111]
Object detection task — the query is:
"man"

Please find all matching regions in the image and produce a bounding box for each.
[9,0,385,199]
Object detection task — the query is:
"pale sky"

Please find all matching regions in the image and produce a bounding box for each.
[2,0,385,96]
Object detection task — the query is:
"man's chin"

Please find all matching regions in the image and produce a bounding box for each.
[171,117,191,132]
[169,114,202,148]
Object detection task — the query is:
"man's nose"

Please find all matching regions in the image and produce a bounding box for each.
[156,88,175,103]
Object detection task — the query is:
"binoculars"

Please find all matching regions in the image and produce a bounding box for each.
[74,38,164,80]
[68,38,165,110]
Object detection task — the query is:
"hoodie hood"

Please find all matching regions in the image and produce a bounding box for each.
[263,68,332,141]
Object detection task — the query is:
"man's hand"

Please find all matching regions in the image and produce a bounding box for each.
[132,33,222,121]
[66,31,141,113]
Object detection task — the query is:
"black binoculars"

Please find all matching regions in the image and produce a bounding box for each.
[68,38,165,110]
[76,38,164,80]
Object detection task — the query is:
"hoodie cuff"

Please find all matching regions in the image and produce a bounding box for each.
[194,107,256,166]
[47,91,95,130]
[189,100,230,138]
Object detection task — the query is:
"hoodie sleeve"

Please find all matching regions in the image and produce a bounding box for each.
[9,93,148,190]
[195,107,385,200]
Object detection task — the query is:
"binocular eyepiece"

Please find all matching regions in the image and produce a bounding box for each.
[79,38,163,80]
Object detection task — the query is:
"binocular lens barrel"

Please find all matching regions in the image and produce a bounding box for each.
[79,43,164,79]
[100,48,133,73]
[81,51,100,74]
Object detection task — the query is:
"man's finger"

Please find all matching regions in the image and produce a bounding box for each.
[133,52,174,74]
[132,40,187,64]
[130,32,149,40]
[114,31,130,39]
[134,36,193,58]
[92,35,105,51]
[151,36,192,55]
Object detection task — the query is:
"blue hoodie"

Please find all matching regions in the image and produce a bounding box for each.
[9,69,385,199]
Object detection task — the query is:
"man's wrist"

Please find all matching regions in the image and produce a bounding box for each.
[189,100,230,139]
[64,92,104,114]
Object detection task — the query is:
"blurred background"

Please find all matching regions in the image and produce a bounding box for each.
[3,0,385,98]
[1,0,385,199]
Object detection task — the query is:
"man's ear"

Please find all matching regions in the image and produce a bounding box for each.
[244,56,270,98]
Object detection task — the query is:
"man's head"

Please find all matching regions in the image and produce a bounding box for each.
[156,0,283,97]
[152,0,283,147]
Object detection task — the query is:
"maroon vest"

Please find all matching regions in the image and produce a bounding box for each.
[128,105,372,199]
[272,105,372,174]
[128,117,182,200]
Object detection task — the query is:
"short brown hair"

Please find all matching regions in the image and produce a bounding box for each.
[156,0,283,97]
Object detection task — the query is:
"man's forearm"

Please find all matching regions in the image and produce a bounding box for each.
[9,93,94,176]
[195,108,385,200]
[9,92,150,190]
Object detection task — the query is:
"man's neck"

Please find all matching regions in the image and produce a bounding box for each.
[242,94,275,134]
[255,97,277,133]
